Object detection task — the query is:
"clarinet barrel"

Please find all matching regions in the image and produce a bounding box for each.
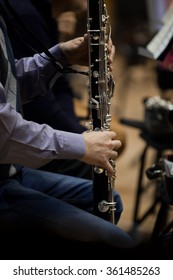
[87,0,116,223]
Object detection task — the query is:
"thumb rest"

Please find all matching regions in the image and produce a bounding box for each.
[87,0,116,223]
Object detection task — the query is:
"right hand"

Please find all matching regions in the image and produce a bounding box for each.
[80,130,122,177]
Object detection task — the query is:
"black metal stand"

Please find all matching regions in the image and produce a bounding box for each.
[120,118,173,238]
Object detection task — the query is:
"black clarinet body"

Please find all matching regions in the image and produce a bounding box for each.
[87,0,116,223]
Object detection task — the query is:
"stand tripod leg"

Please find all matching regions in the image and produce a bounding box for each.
[151,201,168,241]
[133,144,148,224]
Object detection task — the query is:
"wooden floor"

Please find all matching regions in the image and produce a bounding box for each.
[111,55,162,236]
[72,52,173,244]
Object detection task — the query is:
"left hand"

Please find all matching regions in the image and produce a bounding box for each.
[59,34,88,66]
[59,34,115,68]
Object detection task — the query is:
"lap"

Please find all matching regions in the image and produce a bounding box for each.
[0,168,129,255]
[19,167,123,217]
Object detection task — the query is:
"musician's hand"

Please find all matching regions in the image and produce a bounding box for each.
[59,34,88,66]
[60,34,115,70]
[108,39,115,72]
[81,130,122,177]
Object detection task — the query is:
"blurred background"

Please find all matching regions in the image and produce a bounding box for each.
[53,0,173,249]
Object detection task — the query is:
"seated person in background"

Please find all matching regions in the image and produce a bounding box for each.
[1,0,126,180]
[52,0,87,42]
[0,3,135,258]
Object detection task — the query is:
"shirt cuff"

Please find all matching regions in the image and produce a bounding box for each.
[49,44,69,68]
[58,131,86,159]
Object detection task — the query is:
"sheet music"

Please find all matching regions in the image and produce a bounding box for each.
[138,3,173,60]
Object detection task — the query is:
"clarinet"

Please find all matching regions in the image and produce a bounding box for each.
[87,0,116,223]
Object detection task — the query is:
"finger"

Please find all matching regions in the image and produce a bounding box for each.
[108,131,116,140]
[111,150,118,160]
[104,160,116,178]
[111,140,122,150]
[108,44,115,64]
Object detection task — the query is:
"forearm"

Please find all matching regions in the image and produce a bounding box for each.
[0,103,85,168]
[16,44,69,104]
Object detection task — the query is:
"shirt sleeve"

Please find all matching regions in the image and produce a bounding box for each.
[0,88,85,168]
[16,44,69,104]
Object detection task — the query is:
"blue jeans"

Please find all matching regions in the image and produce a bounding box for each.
[0,167,134,257]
